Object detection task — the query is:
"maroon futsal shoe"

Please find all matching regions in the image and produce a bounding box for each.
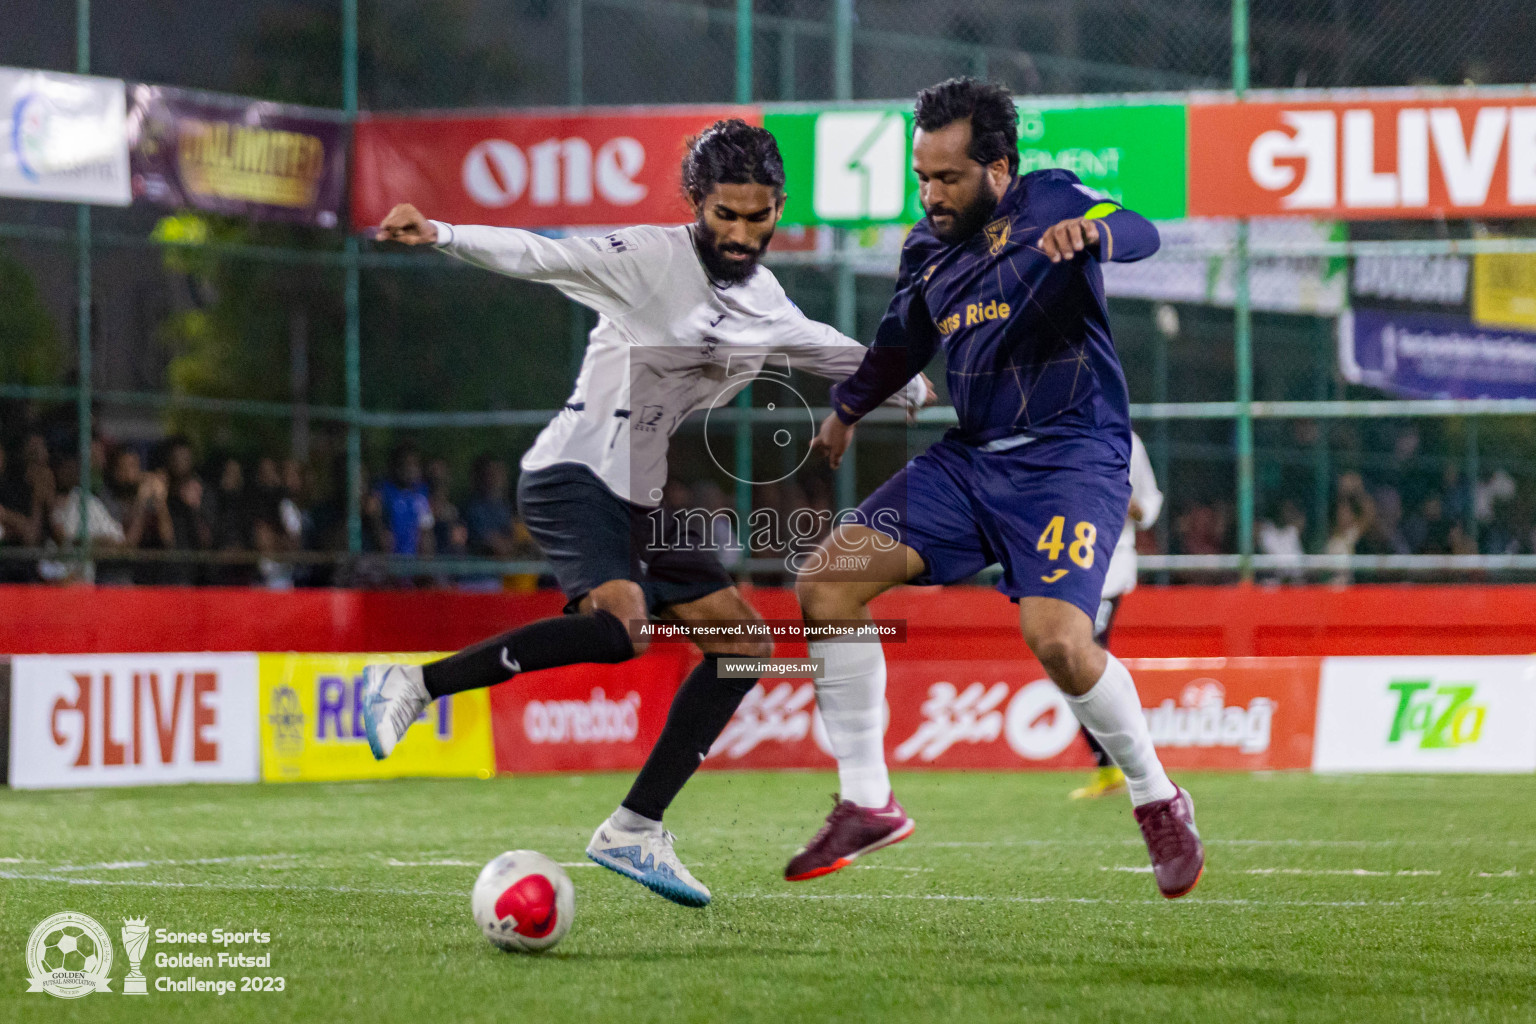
[784,794,915,881]
[1133,786,1205,899]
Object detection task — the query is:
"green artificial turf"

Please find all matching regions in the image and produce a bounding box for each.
[2,771,1533,1023]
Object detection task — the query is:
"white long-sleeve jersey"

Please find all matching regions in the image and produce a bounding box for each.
[1101,431,1163,599]
[433,221,924,506]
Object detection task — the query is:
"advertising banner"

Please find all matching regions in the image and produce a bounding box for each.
[352,106,755,230]
[0,67,130,205]
[488,649,694,774]
[8,654,258,789]
[1314,656,1536,772]
[127,84,346,227]
[698,657,1319,773]
[1189,97,1536,220]
[1339,306,1536,399]
[1472,252,1536,331]
[767,102,1186,227]
[258,654,494,782]
[1104,217,1347,314]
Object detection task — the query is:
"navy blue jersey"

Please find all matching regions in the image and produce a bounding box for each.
[831,169,1159,462]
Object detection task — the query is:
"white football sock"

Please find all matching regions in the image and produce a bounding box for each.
[1064,653,1175,806]
[810,639,892,808]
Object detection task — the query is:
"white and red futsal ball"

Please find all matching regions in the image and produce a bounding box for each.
[472,851,575,953]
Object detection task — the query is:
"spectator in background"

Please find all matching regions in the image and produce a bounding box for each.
[48,452,126,582]
[1326,472,1375,584]
[426,456,468,557]
[464,455,516,557]
[374,443,434,557]
[1257,498,1306,583]
[164,470,213,584]
[209,456,256,585]
[99,446,174,584]
[0,441,52,582]
[1357,485,1409,557]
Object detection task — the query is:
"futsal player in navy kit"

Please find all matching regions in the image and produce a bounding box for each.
[787,78,1204,898]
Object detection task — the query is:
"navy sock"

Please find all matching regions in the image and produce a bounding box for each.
[421,609,635,699]
[621,654,757,821]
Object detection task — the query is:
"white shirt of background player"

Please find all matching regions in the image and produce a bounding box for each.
[1100,431,1163,616]
[430,220,927,507]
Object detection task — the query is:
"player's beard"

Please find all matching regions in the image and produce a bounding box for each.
[692,220,773,286]
[925,185,1000,246]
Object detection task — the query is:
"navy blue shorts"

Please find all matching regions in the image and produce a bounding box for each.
[517,463,734,615]
[856,434,1130,621]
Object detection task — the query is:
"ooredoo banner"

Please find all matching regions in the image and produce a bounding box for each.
[257,654,495,782]
[8,654,258,789]
[352,106,756,230]
[488,649,694,774]
[1313,656,1536,772]
[1189,97,1536,220]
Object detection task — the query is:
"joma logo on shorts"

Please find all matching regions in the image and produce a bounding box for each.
[936,300,1011,336]
[1386,680,1486,749]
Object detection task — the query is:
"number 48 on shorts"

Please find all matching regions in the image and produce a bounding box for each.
[1036,516,1097,575]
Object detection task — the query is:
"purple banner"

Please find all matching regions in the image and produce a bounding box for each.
[1340,307,1536,400]
[127,84,345,227]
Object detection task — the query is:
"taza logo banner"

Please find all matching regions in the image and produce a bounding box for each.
[1314,656,1536,772]
[1189,97,1536,219]
[352,106,758,230]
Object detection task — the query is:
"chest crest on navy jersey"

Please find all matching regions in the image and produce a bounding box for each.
[984,217,1012,256]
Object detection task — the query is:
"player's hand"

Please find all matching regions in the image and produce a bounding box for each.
[1036,217,1100,263]
[376,203,438,245]
[907,373,938,423]
[810,412,856,470]
[1129,498,1144,524]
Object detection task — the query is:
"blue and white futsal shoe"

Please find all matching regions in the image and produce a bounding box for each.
[586,817,712,908]
[359,663,430,760]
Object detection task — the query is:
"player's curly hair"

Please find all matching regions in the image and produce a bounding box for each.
[914,77,1020,174]
[681,119,786,203]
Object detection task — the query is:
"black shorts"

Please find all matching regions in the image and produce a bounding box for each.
[517,462,735,615]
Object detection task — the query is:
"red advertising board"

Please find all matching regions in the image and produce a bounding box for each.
[487,655,1320,775]
[1188,97,1536,220]
[487,647,696,773]
[352,106,760,230]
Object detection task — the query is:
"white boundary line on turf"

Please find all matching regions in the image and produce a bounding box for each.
[2,870,1534,909]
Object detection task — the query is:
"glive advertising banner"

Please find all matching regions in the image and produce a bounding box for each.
[767,102,1186,227]
[128,84,347,227]
[0,67,130,205]
[1313,657,1536,772]
[257,654,494,782]
[351,106,755,230]
[1340,307,1536,399]
[1188,95,1536,220]
[489,656,1318,774]
[8,654,259,789]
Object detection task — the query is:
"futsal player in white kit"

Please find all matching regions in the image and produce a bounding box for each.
[358,120,932,908]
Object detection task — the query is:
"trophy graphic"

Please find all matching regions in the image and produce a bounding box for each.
[121,917,149,995]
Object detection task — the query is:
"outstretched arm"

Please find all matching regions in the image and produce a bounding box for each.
[375,203,651,317]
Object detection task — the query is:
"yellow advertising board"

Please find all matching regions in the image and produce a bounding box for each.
[258,653,495,782]
[1472,253,1536,330]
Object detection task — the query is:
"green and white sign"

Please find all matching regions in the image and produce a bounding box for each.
[766,101,1186,228]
